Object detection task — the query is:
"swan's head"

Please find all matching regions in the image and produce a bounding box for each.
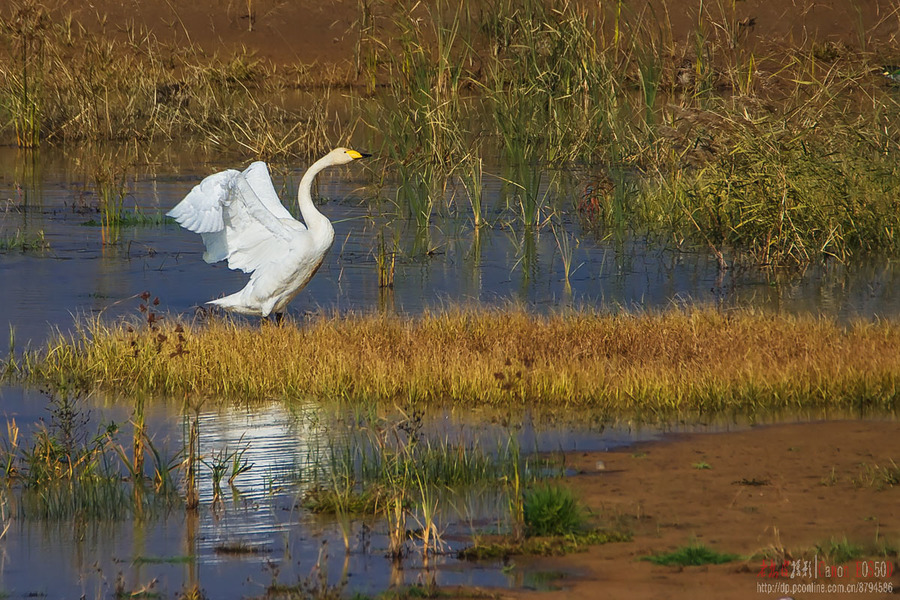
[328,147,372,166]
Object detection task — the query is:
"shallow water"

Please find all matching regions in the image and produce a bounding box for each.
[3,147,900,348]
[0,385,685,598]
[1,146,899,597]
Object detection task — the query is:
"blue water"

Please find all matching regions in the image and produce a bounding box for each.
[3,147,899,348]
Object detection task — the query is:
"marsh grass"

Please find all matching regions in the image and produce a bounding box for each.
[644,102,900,265]
[0,1,339,156]
[0,0,49,148]
[82,208,168,229]
[360,0,900,263]
[0,356,237,521]
[297,410,562,559]
[1,389,183,520]
[301,419,558,512]
[19,307,900,417]
[4,0,900,265]
[814,536,865,564]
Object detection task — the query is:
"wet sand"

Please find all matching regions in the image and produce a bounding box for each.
[499,420,899,599]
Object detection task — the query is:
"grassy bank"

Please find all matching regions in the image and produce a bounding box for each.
[13,307,900,417]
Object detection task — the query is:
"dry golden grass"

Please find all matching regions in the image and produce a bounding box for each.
[16,307,900,417]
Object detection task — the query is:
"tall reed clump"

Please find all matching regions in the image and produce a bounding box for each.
[18,307,900,418]
[480,1,584,224]
[641,99,900,266]
[369,0,473,228]
[483,0,651,159]
[88,149,133,245]
[0,0,49,148]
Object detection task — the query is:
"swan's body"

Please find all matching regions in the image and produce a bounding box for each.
[167,147,368,317]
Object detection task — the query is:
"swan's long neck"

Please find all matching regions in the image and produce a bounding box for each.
[297,155,335,235]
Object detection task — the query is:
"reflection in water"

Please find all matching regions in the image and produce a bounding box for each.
[0,390,619,597]
[0,385,702,598]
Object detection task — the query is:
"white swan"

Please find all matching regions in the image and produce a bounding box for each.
[167,147,370,318]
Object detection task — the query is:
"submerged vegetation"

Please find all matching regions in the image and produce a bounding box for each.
[11,306,900,417]
[0,228,47,252]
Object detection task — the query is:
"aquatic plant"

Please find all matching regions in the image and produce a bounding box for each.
[0,229,48,253]
[91,154,131,245]
[641,102,900,265]
[2,0,900,268]
[0,389,183,520]
[375,228,397,289]
[368,2,474,228]
[184,416,199,510]
[298,409,563,560]
[550,220,580,295]
[0,0,49,148]
[203,435,253,508]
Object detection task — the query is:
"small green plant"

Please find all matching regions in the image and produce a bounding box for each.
[0,229,48,252]
[642,542,740,566]
[550,221,580,295]
[693,461,712,470]
[523,485,585,537]
[815,536,864,564]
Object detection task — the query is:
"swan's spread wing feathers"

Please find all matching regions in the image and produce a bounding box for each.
[168,168,298,274]
[166,170,236,233]
[242,162,299,225]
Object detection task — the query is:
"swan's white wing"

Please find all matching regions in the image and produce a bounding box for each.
[242,162,300,226]
[168,168,300,274]
[166,169,237,233]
